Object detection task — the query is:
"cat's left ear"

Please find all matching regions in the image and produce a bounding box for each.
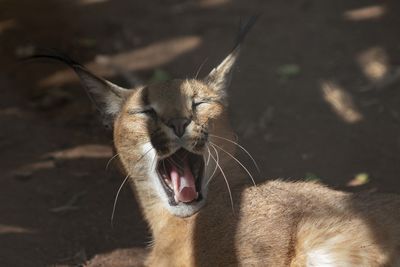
[204,16,258,100]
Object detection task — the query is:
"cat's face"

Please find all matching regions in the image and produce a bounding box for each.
[31,16,255,218]
[42,40,242,217]
[114,79,228,217]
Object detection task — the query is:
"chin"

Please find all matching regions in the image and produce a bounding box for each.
[165,198,207,218]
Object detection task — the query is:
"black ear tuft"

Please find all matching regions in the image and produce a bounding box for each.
[23,51,131,127]
[234,15,259,51]
[23,51,83,68]
[204,15,258,100]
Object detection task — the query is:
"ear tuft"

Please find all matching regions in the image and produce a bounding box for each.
[204,15,258,98]
[24,52,131,127]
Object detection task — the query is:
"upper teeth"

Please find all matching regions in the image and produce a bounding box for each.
[163,177,172,188]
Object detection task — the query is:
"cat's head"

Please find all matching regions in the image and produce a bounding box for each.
[31,17,256,218]
[75,48,239,218]
[113,77,232,217]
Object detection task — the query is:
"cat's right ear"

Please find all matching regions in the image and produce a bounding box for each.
[204,15,258,101]
[24,54,131,127]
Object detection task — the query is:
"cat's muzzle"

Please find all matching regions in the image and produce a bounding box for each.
[156,148,204,206]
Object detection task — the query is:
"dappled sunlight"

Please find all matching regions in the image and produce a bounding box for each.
[0,224,35,235]
[347,173,370,187]
[12,160,56,178]
[321,81,363,123]
[12,144,113,176]
[86,247,148,267]
[343,5,386,21]
[356,46,400,91]
[1,1,400,265]
[357,46,389,82]
[45,144,113,160]
[39,36,202,87]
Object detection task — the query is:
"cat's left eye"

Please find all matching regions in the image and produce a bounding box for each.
[128,108,156,116]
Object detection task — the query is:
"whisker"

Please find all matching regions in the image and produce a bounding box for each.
[191,136,201,152]
[110,173,130,228]
[134,145,155,167]
[150,151,158,171]
[194,57,208,80]
[210,142,291,203]
[209,134,260,173]
[208,144,235,214]
[111,146,154,227]
[206,146,211,166]
[207,144,284,203]
[106,153,120,171]
[210,141,257,187]
[206,144,219,186]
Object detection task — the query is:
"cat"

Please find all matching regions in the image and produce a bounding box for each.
[31,17,400,267]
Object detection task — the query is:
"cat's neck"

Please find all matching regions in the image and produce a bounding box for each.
[126,123,248,257]
[142,160,246,266]
[145,160,246,237]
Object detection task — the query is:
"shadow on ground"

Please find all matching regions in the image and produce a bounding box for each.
[0,0,399,266]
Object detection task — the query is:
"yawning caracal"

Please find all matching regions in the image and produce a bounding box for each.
[32,17,400,267]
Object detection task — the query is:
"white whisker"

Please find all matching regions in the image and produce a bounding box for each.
[111,173,130,227]
[209,134,260,173]
[206,145,219,186]
[208,144,235,214]
[206,145,211,166]
[151,152,157,171]
[194,57,208,79]
[210,141,256,187]
[110,146,154,227]
[106,153,120,170]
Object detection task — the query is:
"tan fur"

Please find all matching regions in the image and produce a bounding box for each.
[47,36,400,265]
[107,79,400,266]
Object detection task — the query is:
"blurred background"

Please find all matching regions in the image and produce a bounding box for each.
[1,0,400,266]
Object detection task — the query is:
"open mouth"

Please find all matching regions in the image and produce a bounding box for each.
[157,148,204,206]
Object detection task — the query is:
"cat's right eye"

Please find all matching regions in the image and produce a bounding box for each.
[128,108,157,117]
[140,108,156,115]
[192,100,208,109]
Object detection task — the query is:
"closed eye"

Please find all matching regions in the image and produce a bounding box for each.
[141,108,156,114]
[128,108,157,116]
[192,101,208,108]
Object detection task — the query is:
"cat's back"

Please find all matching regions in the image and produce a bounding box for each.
[235,180,400,266]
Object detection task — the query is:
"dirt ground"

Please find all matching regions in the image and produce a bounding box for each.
[1,0,400,266]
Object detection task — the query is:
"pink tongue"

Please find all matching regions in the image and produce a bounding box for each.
[170,158,198,203]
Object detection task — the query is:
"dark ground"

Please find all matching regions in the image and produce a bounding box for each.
[1,0,400,266]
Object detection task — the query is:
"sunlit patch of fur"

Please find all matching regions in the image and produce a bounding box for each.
[291,214,392,267]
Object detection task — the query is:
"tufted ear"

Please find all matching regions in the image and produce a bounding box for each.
[204,16,258,99]
[204,47,240,100]
[72,64,131,124]
[25,53,131,127]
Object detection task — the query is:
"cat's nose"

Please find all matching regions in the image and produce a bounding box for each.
[167,118,191,137]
